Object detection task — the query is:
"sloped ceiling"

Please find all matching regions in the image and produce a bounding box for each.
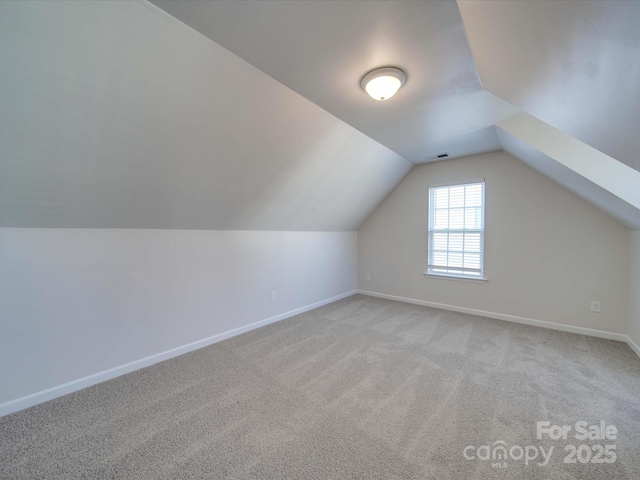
[0,1,411,230]
[497,114,640,229]
[149,0,640,230]
[2,0,639,232]
[150,0,520,163]
[458,0,640,172]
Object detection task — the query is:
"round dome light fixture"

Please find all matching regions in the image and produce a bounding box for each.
[361,67,406,101]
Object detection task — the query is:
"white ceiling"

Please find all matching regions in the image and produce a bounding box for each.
[150,0,519,163]
[2,0,639,231]
[459,0,640,172]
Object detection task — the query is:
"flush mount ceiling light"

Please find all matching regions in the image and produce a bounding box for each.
[361,67,406,101]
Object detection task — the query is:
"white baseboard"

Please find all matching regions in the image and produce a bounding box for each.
[357,290,632,345]
[625,335,640,358]
[0,290,357,418]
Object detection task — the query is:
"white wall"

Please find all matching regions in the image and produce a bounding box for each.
[629,232,640,349]
[0,229,357,412]
[358,151,629,334]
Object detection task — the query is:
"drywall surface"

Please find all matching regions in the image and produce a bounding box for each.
[0,1,411,230]
[458,0,640,172]
[630,232,640,347]
[0,228,357,405]
[497,114,640,213]
[151,0,520,163]
[497,126,640,230]
[358,151,629,333]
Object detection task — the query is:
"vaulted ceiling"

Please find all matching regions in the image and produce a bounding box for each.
[150,0,519,163]
[151,0,640,229]
[1,0,639,230]
[458,0,640,228]
[459,0,640,171]
[0,1,411,230]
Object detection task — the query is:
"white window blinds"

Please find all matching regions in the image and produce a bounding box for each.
[428,182,485,279]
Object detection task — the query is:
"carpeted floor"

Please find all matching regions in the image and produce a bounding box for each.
[1,294,640,479]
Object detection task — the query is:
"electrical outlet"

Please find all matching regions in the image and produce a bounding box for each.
[271,291,277,302]
[590,301,601,313]
[365,274,370,281]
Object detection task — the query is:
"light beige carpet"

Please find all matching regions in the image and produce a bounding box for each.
[1,294,639,479]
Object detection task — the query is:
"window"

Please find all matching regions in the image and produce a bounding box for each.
[427,182,485,280]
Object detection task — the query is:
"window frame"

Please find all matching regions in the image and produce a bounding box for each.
[425,181,487,282]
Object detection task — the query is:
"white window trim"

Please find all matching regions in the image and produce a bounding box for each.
[426,181,486,282]
[423,272,488,283]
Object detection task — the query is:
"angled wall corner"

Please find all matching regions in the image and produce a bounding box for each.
[457,0,640,171]
[496,113,640,229]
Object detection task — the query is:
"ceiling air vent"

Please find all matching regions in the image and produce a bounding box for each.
[426,152,450,161]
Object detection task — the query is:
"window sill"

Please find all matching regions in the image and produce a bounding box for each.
[424,272,488,283]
